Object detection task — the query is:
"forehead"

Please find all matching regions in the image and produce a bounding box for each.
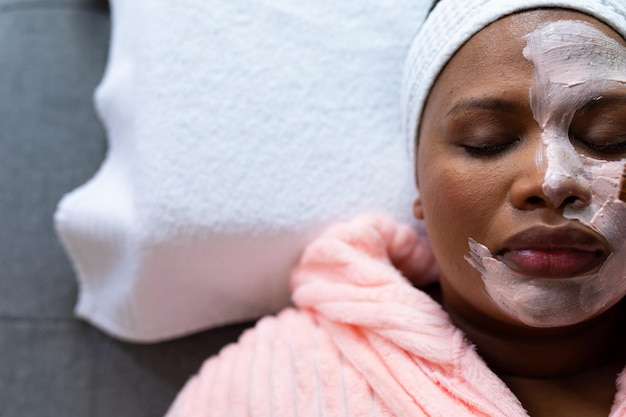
[425,9,626,110]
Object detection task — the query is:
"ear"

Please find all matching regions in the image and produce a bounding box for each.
[413,197,424,220]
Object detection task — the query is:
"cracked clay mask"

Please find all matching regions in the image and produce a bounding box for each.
[466,20,626,327]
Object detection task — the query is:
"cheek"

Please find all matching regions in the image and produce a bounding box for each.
[419,166,492,305]
[420,164,501,228]
[419,161,507,275]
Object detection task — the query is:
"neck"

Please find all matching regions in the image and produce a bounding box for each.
[446,299,626,378]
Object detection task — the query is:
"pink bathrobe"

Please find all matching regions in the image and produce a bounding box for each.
[165,215,626,416]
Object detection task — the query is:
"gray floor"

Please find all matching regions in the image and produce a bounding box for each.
[1,1,250,416]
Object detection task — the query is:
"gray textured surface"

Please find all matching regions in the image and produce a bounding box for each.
[0,319,249,417]
[0,321,96,416]
[0,2,248,416]
[0,3,109,319]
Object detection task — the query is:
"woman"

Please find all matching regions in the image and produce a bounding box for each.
[405,1,626,415]
[166,0,626,415]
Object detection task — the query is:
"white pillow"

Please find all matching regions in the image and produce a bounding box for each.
[54,0,433,342]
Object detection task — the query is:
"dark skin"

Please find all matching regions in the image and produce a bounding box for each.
[414,9,626,416]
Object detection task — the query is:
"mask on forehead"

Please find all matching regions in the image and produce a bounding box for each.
[466,20,626,328]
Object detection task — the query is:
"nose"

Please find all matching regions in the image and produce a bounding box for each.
[542,172,592,209]
[510,141,592,211]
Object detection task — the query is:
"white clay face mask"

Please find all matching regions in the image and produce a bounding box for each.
[465,20,626,327]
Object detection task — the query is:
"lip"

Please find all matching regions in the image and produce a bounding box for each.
[495,225,610,278]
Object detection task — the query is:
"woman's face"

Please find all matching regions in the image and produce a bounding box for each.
[416,9,626,329]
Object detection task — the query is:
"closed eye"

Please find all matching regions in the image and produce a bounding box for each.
[570,94,626,158]
[462,138,520,157]
[580,139,626,153]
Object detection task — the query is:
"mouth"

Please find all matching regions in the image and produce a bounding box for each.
[495,226,610,278]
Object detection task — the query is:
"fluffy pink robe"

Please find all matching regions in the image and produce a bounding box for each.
[165,215,626,416]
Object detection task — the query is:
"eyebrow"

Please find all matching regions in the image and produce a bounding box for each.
[445,97,522,118]
[577,93,626,112]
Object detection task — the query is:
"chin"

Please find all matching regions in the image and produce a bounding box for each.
[492,278,620,328]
